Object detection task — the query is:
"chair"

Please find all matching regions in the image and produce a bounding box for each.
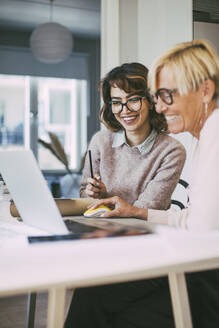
[171,179,189,210]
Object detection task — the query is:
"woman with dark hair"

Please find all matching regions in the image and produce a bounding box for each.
[79,62,186,211]
[99,62,166,133]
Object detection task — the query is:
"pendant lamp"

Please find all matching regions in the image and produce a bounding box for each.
[30,0,73,64]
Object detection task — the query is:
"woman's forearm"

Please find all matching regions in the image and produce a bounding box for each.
[133,206,148,220]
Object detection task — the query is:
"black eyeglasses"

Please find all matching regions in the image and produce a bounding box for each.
[152,88,178,105]
[109,96,146,114]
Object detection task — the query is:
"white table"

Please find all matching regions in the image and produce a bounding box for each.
[1,212,219,328]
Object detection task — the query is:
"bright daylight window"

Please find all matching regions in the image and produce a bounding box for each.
[0,75,28,150]
[0,75,87,171]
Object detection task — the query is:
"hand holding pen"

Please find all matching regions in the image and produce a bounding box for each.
[85,150,107,198]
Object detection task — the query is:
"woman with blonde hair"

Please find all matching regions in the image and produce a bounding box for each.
[93,39,219,231]
[65,40,219,328]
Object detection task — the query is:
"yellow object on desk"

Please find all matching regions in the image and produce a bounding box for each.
[83,205,111,217]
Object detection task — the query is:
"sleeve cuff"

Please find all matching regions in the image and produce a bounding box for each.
[147,209,169,225]
[148,208,189,229]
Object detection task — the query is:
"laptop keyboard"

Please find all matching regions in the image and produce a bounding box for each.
[64,219,98,234]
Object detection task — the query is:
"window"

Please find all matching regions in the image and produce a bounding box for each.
[0,75,29,150]
[0,75,88,172]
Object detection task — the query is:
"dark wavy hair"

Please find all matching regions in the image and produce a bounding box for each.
[99,62,167,133]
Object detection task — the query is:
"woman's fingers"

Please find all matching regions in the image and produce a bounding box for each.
[87,177,100,187]
[86,176,107,198]
[86,189,100,198]
[88,196,120,209]
[94,174,101,181]
[85,177,101,196]
[101,209,120,218]
[87,183,100,193]
[88,196,137,218]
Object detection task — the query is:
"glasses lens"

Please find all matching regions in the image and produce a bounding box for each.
[160,90,172,105]
[155,89,173,105]
[127,97,142,111]
[111,101,122,113]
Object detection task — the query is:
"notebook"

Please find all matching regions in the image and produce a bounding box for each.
[0,150,152,241]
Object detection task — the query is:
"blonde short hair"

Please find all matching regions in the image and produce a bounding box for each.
[149,39,219,100]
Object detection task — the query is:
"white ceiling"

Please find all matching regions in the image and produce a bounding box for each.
[0,0,101,37]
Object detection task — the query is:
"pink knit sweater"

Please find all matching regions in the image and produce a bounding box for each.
[80,130,186,210]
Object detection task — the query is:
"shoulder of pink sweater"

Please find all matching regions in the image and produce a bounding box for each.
[154,133,186,154]
[92,128,116,138]
[90,128,116,145]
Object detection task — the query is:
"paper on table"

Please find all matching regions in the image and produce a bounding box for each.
[10,197,94,217]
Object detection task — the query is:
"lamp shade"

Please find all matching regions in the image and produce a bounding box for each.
[30,22,73,64]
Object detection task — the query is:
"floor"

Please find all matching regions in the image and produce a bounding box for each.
[0,290,72,328]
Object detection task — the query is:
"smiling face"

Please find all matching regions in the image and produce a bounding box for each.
[156,66,204,137]
[110,86,151,142]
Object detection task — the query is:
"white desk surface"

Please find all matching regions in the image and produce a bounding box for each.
[1,201,219,328]
[1,215,219,296]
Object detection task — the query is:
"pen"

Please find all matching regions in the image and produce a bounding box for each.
[88,150,94,178]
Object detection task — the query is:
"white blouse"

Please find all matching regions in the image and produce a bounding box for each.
[148,108,219,231]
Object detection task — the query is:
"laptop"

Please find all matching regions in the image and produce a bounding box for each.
[0,150,152,241]
[0,149,100,236]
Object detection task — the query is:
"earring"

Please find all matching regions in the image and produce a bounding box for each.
[204,103,208,115]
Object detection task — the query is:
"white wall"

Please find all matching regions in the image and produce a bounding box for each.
[101,0,119,76]
[119,0,138,63]
[138,0,193,69]
[101,0,193,75]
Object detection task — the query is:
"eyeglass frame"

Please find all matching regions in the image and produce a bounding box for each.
[153,88,178,105]
[109,96,147,114]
